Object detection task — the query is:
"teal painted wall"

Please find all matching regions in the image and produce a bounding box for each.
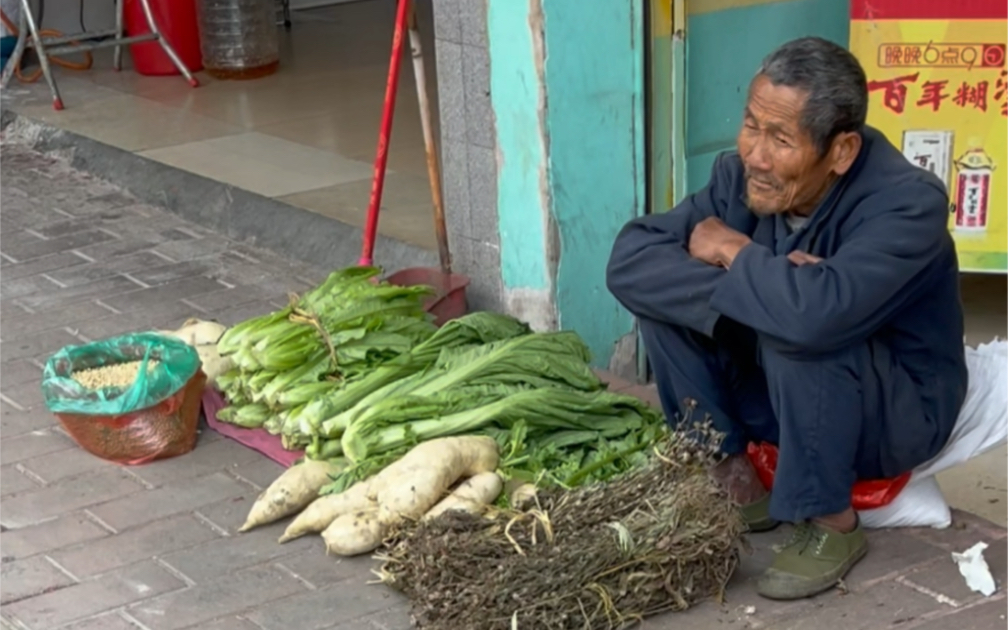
[683,0,851,194]
[541,0,646,367]
[487,0,550,292]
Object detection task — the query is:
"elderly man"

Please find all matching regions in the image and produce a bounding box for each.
[606,37,968,600]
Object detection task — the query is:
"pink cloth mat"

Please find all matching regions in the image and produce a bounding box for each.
[201,387,303,467]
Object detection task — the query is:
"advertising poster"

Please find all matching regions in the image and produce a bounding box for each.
[850,0,1007,273]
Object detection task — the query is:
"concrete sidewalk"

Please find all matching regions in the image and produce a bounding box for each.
[1,140,1005,630]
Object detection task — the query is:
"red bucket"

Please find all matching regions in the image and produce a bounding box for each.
[386,268,470,326]
[125,0,202,76]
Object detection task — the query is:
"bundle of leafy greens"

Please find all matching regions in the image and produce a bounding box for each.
[286,311,532,452]
[316,324,667,498]
[213,266,437,449]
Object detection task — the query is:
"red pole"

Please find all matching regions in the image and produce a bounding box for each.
[359,0,411,267]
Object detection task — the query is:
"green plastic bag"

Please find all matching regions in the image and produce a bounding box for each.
[42,332,202,416]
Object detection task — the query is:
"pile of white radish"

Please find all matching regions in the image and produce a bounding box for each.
[238,435,506,557]
[157,318,233,386]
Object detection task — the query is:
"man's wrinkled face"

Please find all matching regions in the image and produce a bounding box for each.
[737,75,836,216]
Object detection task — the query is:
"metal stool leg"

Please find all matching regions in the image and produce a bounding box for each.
[283,0,292,30]
[18,0,63,110]
[136,0,200,87]
[0,9,28,88]
[113,0,125,71]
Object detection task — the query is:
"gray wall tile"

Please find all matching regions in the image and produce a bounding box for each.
[460,0,488,48]
[432,0,462,43]
[440,138,472,242]
[462,44,494,149]
[435,40,466,142]
[466,144,499,247]
[466,240,504,312]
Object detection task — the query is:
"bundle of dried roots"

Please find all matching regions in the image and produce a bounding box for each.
[375,423,745,630]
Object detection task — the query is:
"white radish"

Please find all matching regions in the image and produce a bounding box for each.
[322,507,387,556]
[239,459,341,532]
[375,436,499,524]
[278,480,374,543]
[159,318,228,346]
[423,472,503,521]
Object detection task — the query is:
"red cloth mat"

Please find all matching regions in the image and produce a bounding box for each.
[201,387,302,467]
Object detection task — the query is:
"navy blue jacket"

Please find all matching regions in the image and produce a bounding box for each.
[607,126,968,429]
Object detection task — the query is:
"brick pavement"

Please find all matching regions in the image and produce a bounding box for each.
[1,140,1006,629]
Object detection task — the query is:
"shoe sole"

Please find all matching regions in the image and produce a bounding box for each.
[746,517,780,533]
[756,540,869,601]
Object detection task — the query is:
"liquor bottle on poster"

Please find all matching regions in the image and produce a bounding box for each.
[902,130,955,192]
[953,148,996,233]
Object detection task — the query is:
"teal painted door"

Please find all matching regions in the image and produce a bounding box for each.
[676,0,851,200]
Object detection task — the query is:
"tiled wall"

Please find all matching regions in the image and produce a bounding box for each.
[431,0,505,312]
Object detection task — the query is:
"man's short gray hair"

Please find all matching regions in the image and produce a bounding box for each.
[756,37,869,157]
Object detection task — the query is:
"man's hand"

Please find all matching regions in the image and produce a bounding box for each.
[787,251,823,266]
[688,217,752,268]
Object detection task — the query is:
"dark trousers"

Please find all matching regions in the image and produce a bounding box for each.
[639,316,947,523]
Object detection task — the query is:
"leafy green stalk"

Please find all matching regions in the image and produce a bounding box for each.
[340,386,655,462]
[324,331,601,439]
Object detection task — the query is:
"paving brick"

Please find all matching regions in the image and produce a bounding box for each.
[46,251,173,287]
[0,385,49,415]
[1,301,111,341]
[1,274,62,300]
[177,616,264,630]
[0,554,78,604]
[183,285,278,314]
[159,523,315,583]
[194,495,263,534]
[274,547,370,590]
[911,598,1008,630]
[88,471,249,531]
[0,465,44,496]
[76,236,162,260]
[0,512,110,560]
[901,537,1007,607]
[847,528,949,585]
[0,428,75,464]
[3,560,185,629]
[16,275,144,311]
[766,580,947,630]
[34,217,107,239]
[246,580,408,630]
[0,359,43,390]
[129,438,265,489]
[127,564,305,630]
[129,260,216,287]
[1,230,116,262]
[0,327,83,362]
[227,456,286,491]
[86,190,137,209]
[908,511,1008,552]
[0,468,143,529]
[206,300,279,328]
[74,300,200,342]
[58,611,141,630]
[153,238,233,263]
[18,447,113,484]
[50,514,221,578]
[350,605,413,630]
[102,276,230,314]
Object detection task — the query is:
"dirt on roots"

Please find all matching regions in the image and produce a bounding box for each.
[376,427,746,630]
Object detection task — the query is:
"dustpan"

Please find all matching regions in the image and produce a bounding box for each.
[360,0,469,326]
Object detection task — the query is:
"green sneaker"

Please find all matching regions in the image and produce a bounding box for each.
[740,493,779,533]
[756,520,868,600]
